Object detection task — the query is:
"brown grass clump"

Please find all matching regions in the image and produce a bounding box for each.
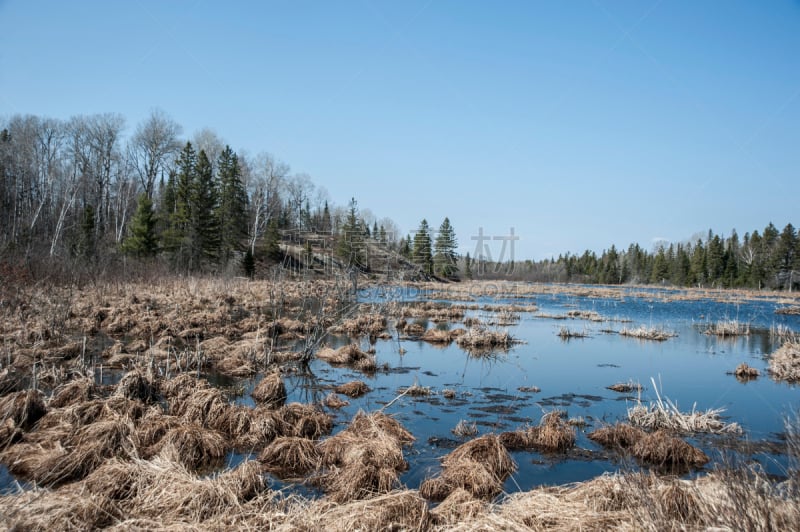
[3,416,139,486]
[323,392,349,409]
[607,381,644,393]
[734,362,760,381]
[233,407,281,449]
[286,489,430,531]
[49,377,99,408]
[619,326,676,341]
[442,388,457,399]
[452,420,478,438]
[769,341,800,382]
[0,418,22,449]
[276,402,333,440]
[421,434,515,502]
[588,423,646,450]
[499,412,576,453]
[631,430,709,471]
[169,386,228,427]
[251,372,287,408]
[317,343,370,366]
[455,326,519,353]
[258,436,321,478]
[400,382,431,397]
[0,389,47,429]
[776,305,800,315]
[113,369,156,403]
[154,423,227,470]
[335,380,371,398]
[430,487,486,526]
[82,457,140,500]
[315,411,414,503]
[137,413,183,452]
[160,372,210,401]
[517,385,541,393]
[421,328,456,344]
[701,319,750,337]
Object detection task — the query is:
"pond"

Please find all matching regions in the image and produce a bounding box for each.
[261,284,800,493]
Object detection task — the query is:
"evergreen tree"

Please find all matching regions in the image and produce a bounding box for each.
[122,194,158,257]
[434,217,458,278]
[775,223,798,289]
[321,201,332,233]
[689,240,706,285]
[190,149,219,268]
[336,198,365,268]
[264,218,282,261]
[216,146,248,263]
[379,224,387,244]
[413,219,433,275]
[399,237,411,259]
[464,252,472,279]
[164,142,197,268]
[241,248,255,278]
[77,204,96,259]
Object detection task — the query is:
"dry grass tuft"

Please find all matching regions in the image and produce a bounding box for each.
[607,381,644,393]
[421,434,515,502]
[323,392,349,409]
[317,343,370,366]
[315,411,414,503]
[619,326,676,341]
[276,402,333,440]
[628,378,741,434]
[442,388,457,399]
[251,372,287,408]
[430,487,486,526]
[49,377,98,408]
[113,369,156,403]
[588,423,646,450]
[153,423,227,470]
[258,436,321,478]
[335,380,371,398]
[0,418,22,449]
[734,362,760,381]
[421,328,461,344]
[455,326,519,354]
[499,412,576,453]
[452,420,478,438]
[0,389,47,429]
[769,341,800,382]
[631,430,709,471]
[558,326,589,339]
[701,319,750,337]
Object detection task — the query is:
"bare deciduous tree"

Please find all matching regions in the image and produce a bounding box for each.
[129,109,181,198]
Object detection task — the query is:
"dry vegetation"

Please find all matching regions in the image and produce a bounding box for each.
[701,319,751,337]
[1,277,798,529]
[619,326,677,341]
[628,379,741,435]
[733,362,760,381]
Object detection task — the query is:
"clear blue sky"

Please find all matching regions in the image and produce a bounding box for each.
[2,1,798,260]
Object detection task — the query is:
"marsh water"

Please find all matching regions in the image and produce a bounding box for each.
[270,285,800,494]
[2,284,799,497]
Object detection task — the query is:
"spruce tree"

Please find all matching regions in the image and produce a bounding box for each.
[413,219,433,275]
[434,217,458,278]
[164,142,196,269]
[190,149,219,268]
[122,194,158,257]
[241,248,255,278]
[336,198,365,268]
[216,146,248,263]
[264,218,282,261]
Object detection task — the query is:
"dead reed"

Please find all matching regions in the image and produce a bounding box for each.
[153,423,227,470]
[769,341,800,382]
[701,319,751,337]
[627,379,741,434]
[452,420,478,438]
[588,422,646,450]
[619,326,676,341]
[323,392,349,409]
[420,434,516,502]
[0,389,47,429]
[49,377,99,408]
[251,372,287,408]
[498,411,576,453]
[631,430,709,471]
[335,380,371,398]
[733,362,760,381]
[258,435,321,478]
[113,369,157,403]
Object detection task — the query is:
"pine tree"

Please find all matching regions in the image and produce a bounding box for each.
[379,225,387,244]
[216,146,248,264]
[264,218,282,261]
[464,252,472,279]
[241,248,255,278]
[122,194,158,257]
[434,217,458,278]
[190,149,219,268]
[413,219,433,275]
[164,142,197,269]
[336,198,365,268]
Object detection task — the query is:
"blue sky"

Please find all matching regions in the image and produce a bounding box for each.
[1,1,799,260]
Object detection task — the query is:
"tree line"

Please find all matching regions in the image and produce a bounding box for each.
[0,110,401,278]
[492,224,800,291]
